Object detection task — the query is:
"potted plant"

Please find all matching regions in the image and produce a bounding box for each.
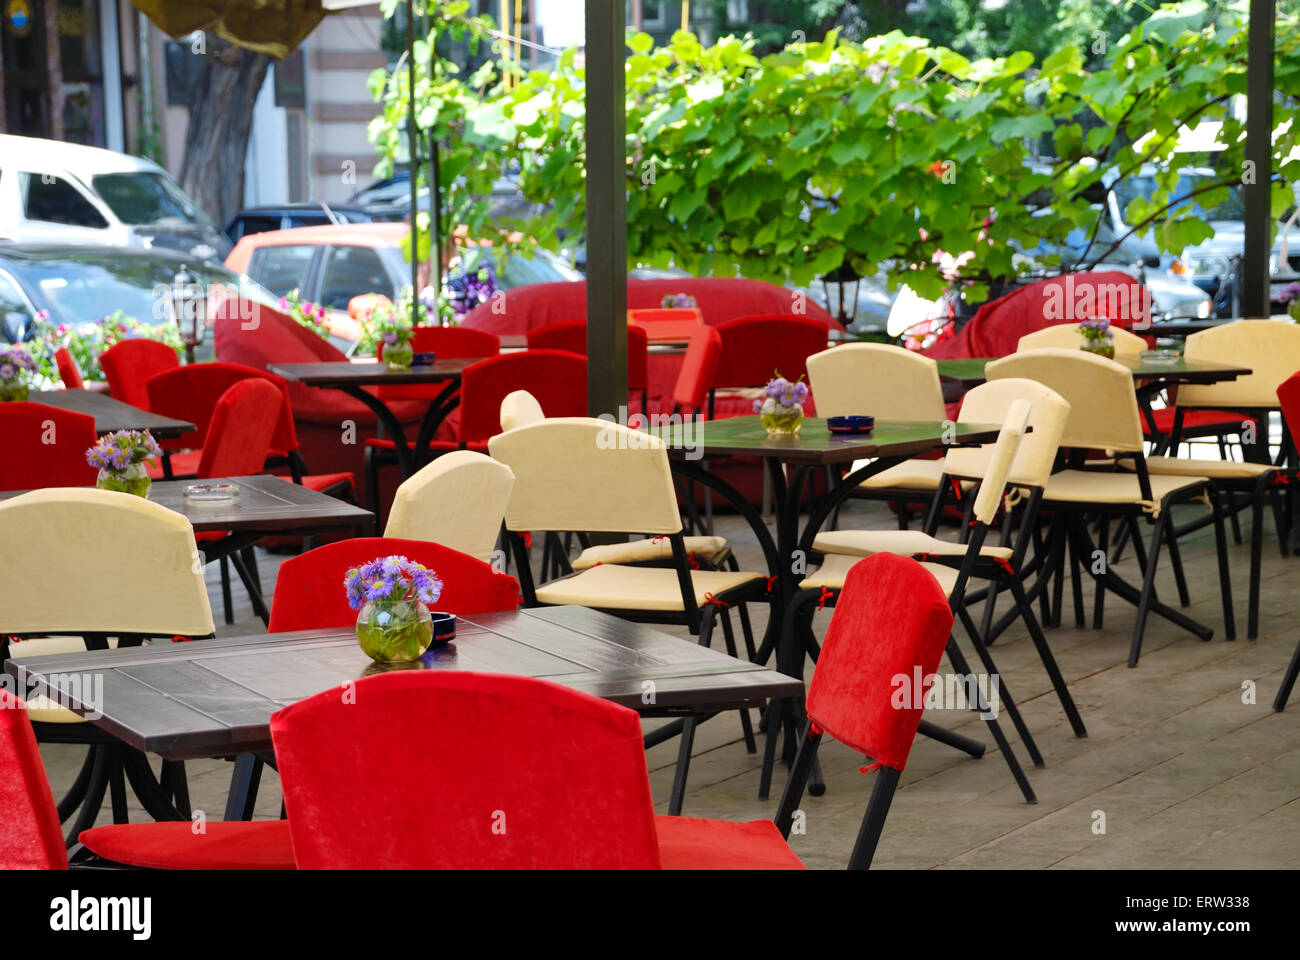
[0,346,38,402]
[754,372,808,435]
[86,430,162,497]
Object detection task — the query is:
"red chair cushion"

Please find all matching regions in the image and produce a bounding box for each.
[0,691,67,869]
[197,379,283,478]
[1146,406,1252,436]
[146,449,202,479]
[55,347,83,389]
[293,472,355,494]
[266,537,519,632]
[0,402,97,491]
[653,816,805,870]
[713,314,830,389]
[527,319,649,390]
[672,326,723,412]
[806,553,954,771]
[79,820,294,870]
[99,339,180,409]
[145,362,298,455]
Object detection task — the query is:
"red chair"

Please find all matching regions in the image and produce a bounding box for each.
[376,326,500,402]
[98,339,180,410]
[0,402,98,491]
[364,349,587,515]
[144,362,353,495]
[671,325,723,415]
[710,314,829,418]
[267,536,520,632]
[771,553,954,869]
[527,320,649,412]
[1273,372,1300,711]
[271,671,804,868]
[0,689,68,869]
[54,348,83,389]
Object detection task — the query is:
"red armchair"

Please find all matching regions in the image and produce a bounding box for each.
[54,347,83,389]
[0,402,98,491]
[99,339,180,410]
[528,319,649,412]
[376,326,500,402]
[711,313,830,418]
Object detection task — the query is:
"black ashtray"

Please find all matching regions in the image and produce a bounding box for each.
[411,352,438,366]
[827,415,875,434]
[429,611,457,647]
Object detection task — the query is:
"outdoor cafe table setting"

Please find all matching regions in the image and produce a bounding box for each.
[4,606,804,822]
[270,357,484,477]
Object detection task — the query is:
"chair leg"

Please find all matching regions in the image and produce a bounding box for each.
[364,448,382,521]
[1049,516,1066,628]
[953,605,1043,767]
[219,556,234,626]
[107,750,129,823]
[1068,523,1086,627]
[1007,575,1088,737]
[64,745,109,847]
[1093,514,1109,629]
[719,610,757,754]
[1273,637,1300,710]
[945,637,1036,803]
[848,765,902,870]
[55,747,97,822]
[1129,514,1168,668]
[667,717,696,816]
[1226,488,1244,545]
[1250,490,1265,640]
[775,726,822,837]
[1164,520,1191,608]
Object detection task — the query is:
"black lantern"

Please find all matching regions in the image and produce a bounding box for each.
[170,268,204,364]
[822,262,860,326]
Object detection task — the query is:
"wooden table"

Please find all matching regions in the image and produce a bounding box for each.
[270,358,482,476]
[5,605,802,819]
[1,475,373,624]
[29,389,195,438]
[936,355,1253,389]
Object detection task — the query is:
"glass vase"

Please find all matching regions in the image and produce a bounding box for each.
[356,597,433,664]
[0,380,30,402]
[761,405,804,435]
[1081,340,1115,360]
[384,342,414,369]
[96,462,151,498]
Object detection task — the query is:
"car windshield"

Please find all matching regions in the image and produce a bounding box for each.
[91,172,215,228]
[12,253,274,328]
[1113,173,1246,223]
[461,247,581,287]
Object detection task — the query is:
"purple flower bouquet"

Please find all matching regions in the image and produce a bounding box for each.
[0,346,38,402]
[754,372,809,435]
[345,555,443,663]
[86,430,162,497]
[1078,317,1115,358]
[661,293,698,309]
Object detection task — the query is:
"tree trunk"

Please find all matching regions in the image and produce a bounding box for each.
[178,37,271,226]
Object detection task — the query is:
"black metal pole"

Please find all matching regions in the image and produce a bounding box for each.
[429,129,442,320]
[407,4,421,328]
[1242,0,1276,319]
[584,0,628,417]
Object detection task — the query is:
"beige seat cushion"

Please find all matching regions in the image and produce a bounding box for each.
[1043,469,1208,505]
[534,564,764,611]
[25,694,86,724]
[9,635,124,724]
[857,458,946,491]
[570,535,729,571]
[799,554,959,598]
[1125,456,1276,480]
[812,529,1013,561]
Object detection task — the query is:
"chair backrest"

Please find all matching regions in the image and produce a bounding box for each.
[0,690,67,869]
[500,389,546,432]
[985,348,1144,452]
[196,378,284,479]
[54,347,83,389]
[672,325,723,413]
[409,325,500,358]
[267,536,520,632]
[145,362,297,454]
[384,451,516,563]
[1016,323,1146,360]
[526,320,648,390]
[1277,370,1300,443]
[99,339,181,409]
[270,671,662,868]
[968,398,1031,526]
[806,553,954,771]
[943,379,1070,489]
[1179,319,1300,408]
[0,402,98,491]
[806,342,948,421]
[0,488,214,636]
[489,418,682,535]
[456,350,587,445]
[713,314,828,389]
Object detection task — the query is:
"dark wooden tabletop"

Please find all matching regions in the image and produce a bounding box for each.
[0,474,372,533]
[651,415,1002,465]
[5,606,803,760]
[29,390,196,438]
[937,356,1252,387]
[269,358,480,387]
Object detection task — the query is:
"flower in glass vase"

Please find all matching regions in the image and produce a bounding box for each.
[754,372,808,434]
[0,345,38,402]
[661,293,698,309]
[86,430,162,497]
[1078,317,1115,358]
[345,555,443,663]
[369,302,416,368]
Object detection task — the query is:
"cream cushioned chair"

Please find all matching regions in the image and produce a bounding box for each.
[384,449,515,564]
[806,343,951,522]
[0,488,214,840]
[499,389,545,433]
[1016,324,1147,359]
[986,349,1235,665]
[489,417,770,815]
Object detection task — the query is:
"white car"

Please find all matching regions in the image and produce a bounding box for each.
[0,135,230,260]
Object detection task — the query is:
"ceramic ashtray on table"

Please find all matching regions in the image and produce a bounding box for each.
[182,482,241,504]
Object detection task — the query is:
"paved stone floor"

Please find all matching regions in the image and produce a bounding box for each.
[35,486,1300,869]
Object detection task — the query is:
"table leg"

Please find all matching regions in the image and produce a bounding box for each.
[411,379,463,470]
[340,385,416,476]
[223,754,262,821]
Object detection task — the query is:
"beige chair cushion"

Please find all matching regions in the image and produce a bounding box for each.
[812,529,1013,561]
[1127,456,1275,480]
[807,343,948,421]
[1017,324,1146,360]
[1180,319,1300,408]
[857,458,946,491]
[499,390,545,432]
[799,554,959,598]
[25,695,85,724]
[385,450,515,564]
[1042,469,1208,506]
[570,536,729,570]
[8,635,126,724]
[534,564,764,612]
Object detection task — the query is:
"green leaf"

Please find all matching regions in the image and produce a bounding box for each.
[989,114,1053,144]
